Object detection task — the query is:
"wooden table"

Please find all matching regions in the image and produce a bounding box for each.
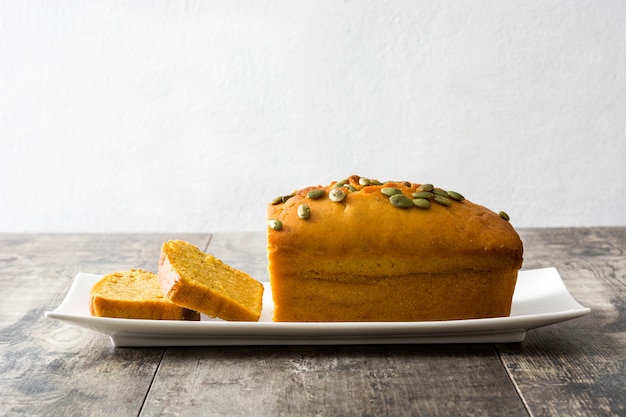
[0,228,624,417]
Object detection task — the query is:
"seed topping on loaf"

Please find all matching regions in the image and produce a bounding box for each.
[268,175,513,231]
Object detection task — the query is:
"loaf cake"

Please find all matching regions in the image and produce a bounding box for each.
[89,269,200,320]
[267,175,524,322]
[158,240,264,321]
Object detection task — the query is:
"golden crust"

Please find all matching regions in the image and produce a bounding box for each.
[158,240,264,321]
[270,271,519,322]
[89,269,200,320]
[267,175,524,322]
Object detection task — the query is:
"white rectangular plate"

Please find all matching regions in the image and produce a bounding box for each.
[46,267,590,347]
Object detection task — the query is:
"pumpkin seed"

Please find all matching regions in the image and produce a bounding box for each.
[417,184,434,192]
[411,191,433,199]
[268,219,282,230]
[499,211,510,221]
[432,188,449,198]
[381,187,401,197]
[297,204,311,220]
[448,191,465,201]
[329,188,346,202]
[413,198,431,209]
[389,194,413,208]
[335,178,349,187]
[342,184,357,192]
[371,179,382,185]
[271,196,284,205]
[359,177,371,186]
[433,195,451,206]
[307,189,325,199]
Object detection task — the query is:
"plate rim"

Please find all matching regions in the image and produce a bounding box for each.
[45,267,591,345]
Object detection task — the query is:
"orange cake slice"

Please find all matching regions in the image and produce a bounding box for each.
[89,269,200,320]
[158,240,264,321]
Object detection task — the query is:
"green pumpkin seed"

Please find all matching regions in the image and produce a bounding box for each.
[413,198,431,209]
[268,219,282,230]
[448,191,465,201]
[417,184,434,192]
[433,195,452,206]
[371,179,382,185]
[381,187,402,197]
[499,211,510,221]
[411,191,433,199]
[432,188,449,198]
[297,204,311,220]
[342,184,357,192]
[329,188,346,202]
[281,195,292,203]
[389,194,413,208]
[335,178,349,187]
[307,189,325,199]
[359,177,371,186]
[271,196,284,205]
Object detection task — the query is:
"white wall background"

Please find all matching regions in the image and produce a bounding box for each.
[1,0,625,233]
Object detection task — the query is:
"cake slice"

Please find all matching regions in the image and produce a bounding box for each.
[158,240,264,321]
[89,269,200,320]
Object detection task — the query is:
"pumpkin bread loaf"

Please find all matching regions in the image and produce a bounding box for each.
[89,269,200,320]
[158,240,264,321]
[267,175,524,322]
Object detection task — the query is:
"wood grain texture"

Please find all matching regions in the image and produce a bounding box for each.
[0,233,210,417]
[144,345,527,417]
[0,229,624,417]
[499,227,626,417]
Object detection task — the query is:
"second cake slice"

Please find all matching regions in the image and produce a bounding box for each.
[158,240,264,321]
